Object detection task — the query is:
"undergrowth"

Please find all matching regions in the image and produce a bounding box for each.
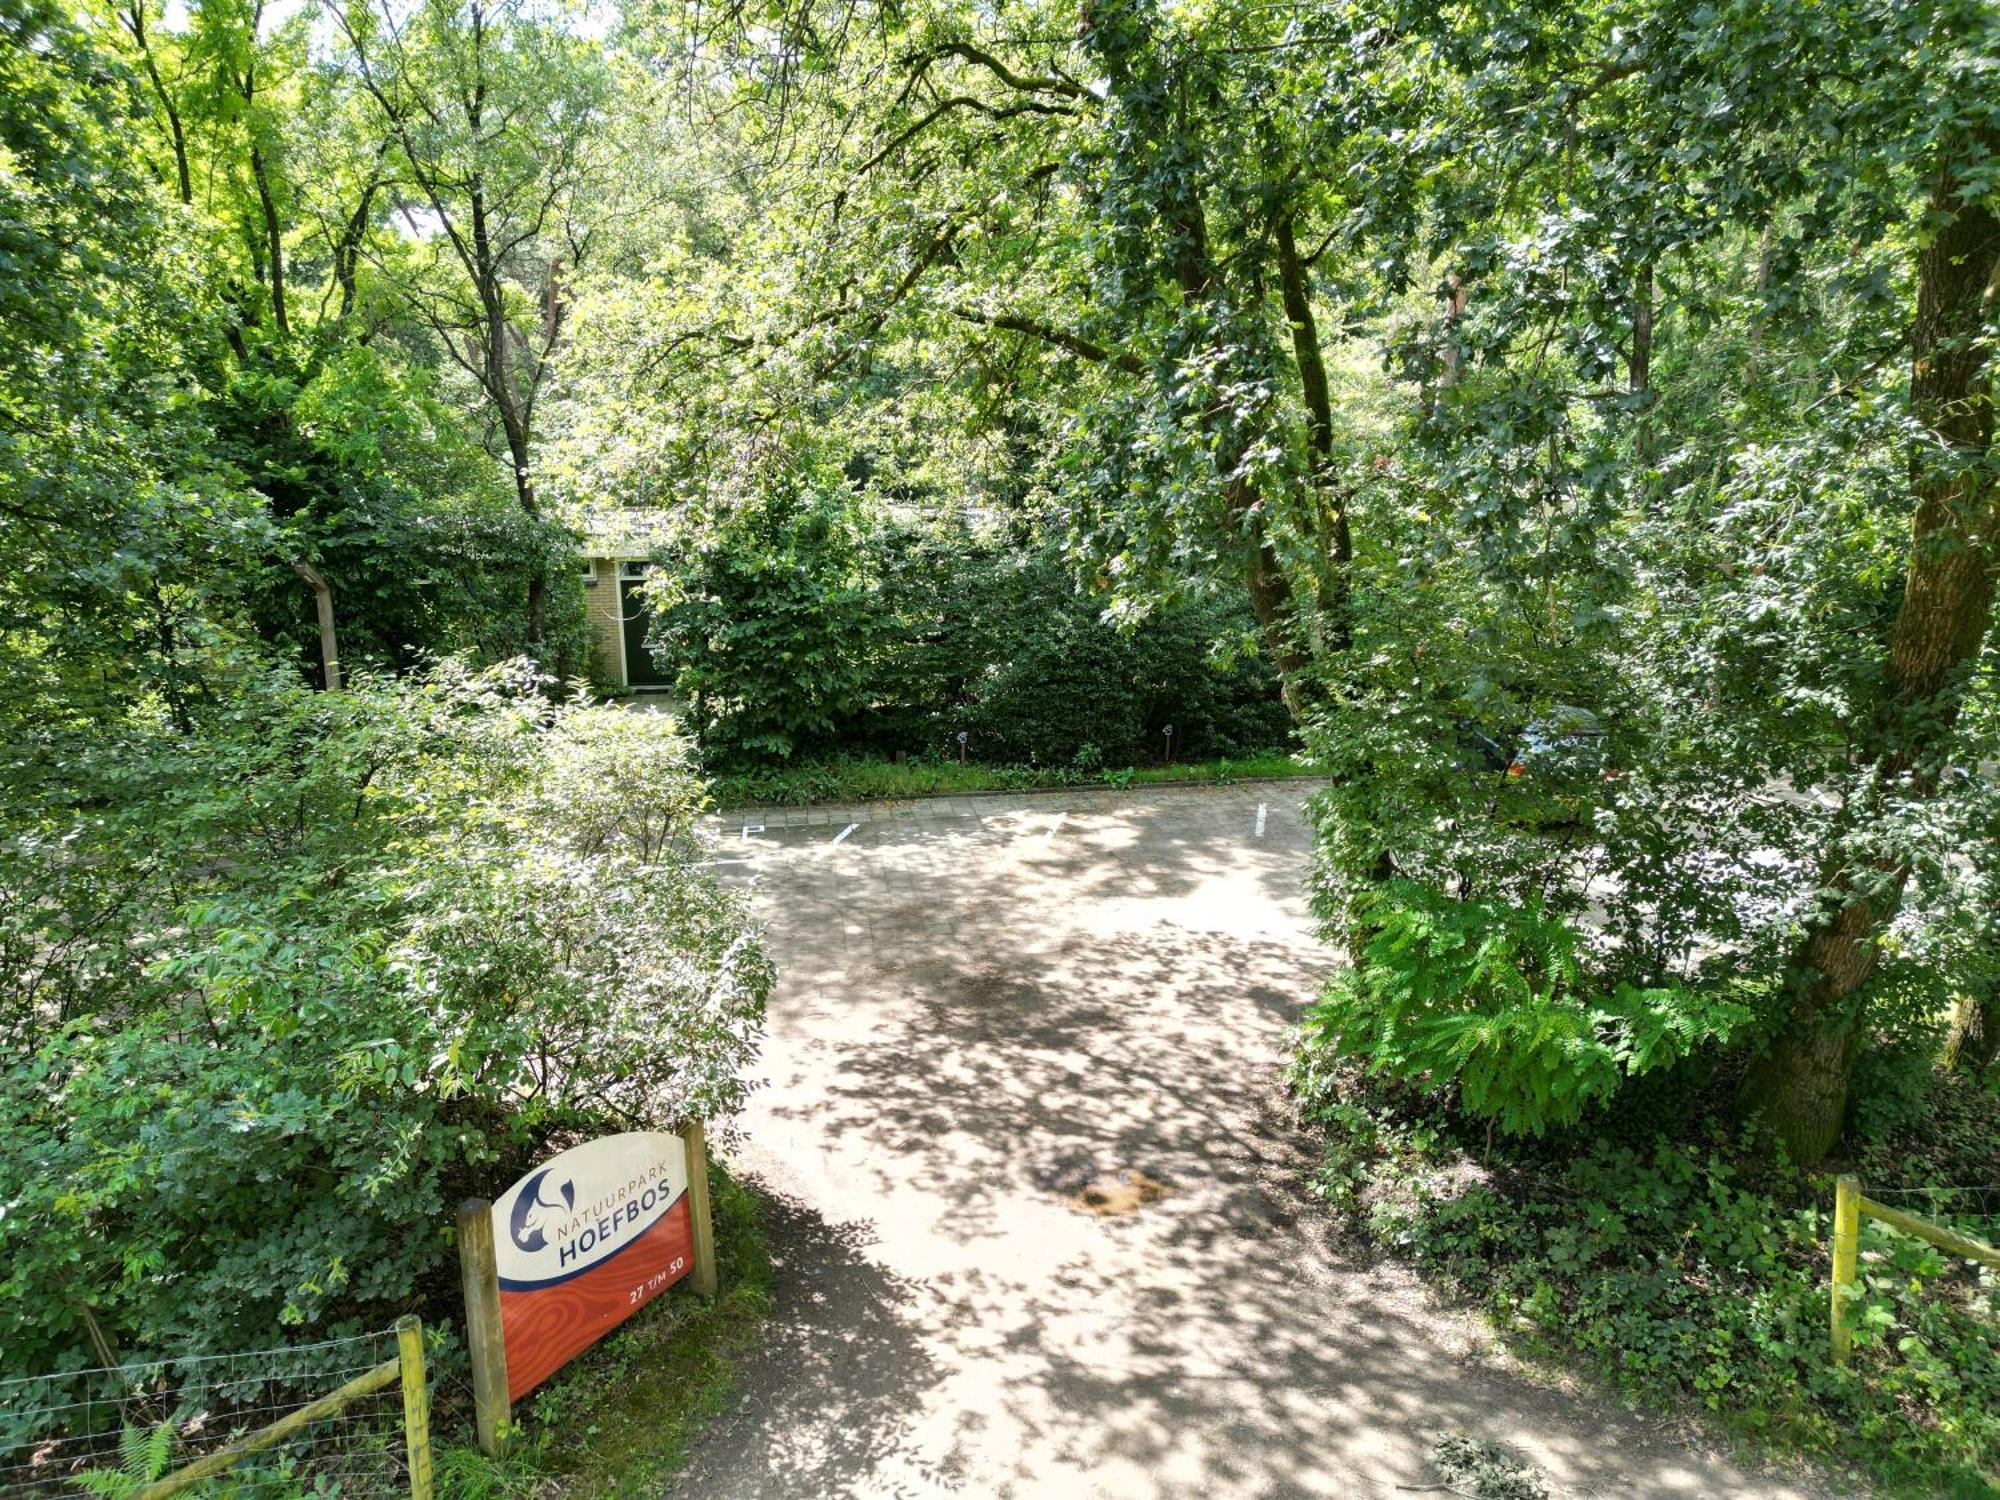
[1288,1059,2000,1497]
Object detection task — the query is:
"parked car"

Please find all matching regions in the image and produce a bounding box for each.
[1450,705,1615,830]
[1509,705,1610,780]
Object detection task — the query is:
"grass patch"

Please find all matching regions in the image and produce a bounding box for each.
[435,1167,773,1498]
[709,750,1320,808]
[1288,1061,2000,1497]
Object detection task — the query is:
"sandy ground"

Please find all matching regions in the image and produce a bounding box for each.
[672,784,1851,1500]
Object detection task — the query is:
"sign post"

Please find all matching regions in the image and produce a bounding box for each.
[685,1121,718,1298]
[456,1201,510,1457]
[458,1128,716,1442]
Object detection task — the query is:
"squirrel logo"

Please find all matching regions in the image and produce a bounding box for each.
[508,1169,577,1255]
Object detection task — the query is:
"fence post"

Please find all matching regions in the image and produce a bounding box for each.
[685,1122,719,1299]
[396,1316,433,1500]
[457,1199,511,1456]
[1830,1173,1861,1366]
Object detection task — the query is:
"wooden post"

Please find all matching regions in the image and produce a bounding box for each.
[685,1122,719,1298]
[456,1199,511,1455]
[1856,1191,2000,1270]
[396,1316,433,1500]
[133,1356,401,1499]
[1830,1173,1861,1366]
[293,561,341,691]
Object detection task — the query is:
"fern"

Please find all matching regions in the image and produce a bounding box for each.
[71,1421,175,1496]
[1302,881,1750,1135]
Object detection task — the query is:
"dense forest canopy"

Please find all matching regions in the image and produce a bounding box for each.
[1,0,1996,1468]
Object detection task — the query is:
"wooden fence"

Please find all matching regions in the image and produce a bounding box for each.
[1828,1174,2000,1365]
[129,1316,431,1500]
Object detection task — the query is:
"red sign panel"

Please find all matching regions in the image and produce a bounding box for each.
[490,1132,694,1401]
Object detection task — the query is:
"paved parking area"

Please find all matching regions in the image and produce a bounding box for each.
[675,784,1837,1499]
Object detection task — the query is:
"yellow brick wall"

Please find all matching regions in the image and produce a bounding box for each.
[584,559,625,686]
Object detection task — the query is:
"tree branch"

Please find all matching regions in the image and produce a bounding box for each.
[947,307,1145,374]
[910,41,1088,99]
[858,95,1077,175]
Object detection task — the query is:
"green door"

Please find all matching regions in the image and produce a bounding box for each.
[619,574,671,688]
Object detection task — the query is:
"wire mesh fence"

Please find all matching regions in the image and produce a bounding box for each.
[0,1326,414,1498]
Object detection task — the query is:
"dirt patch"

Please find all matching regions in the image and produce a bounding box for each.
[1063,1168,1172,1217]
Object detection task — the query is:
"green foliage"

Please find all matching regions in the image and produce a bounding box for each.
[650,510,1290,770]
[0,662,770,1378]
[71,1423,177,1497]
[1294,1072,2000,1495]
[215,349,591,678]
[1427,1434,1548,1500]
[653,480,879,762]
[927,551,1289,768]
[1300,882,1753,1135]
[706,749,1313,808]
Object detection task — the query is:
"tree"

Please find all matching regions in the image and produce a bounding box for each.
[637,0,1416,714]
[330,0,611,648]
[1300,0,2000,1163]
[1737,113,1999,1159]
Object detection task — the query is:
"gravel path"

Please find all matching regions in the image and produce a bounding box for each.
[672,784,1848,1500]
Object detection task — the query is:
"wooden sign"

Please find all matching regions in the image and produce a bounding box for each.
[460,1128,715,1431]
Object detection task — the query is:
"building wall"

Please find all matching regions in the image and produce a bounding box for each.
[584,558,625,687]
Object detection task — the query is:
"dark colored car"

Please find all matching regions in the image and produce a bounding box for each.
[1509,705,1609,780]
[1452,705,1615,829]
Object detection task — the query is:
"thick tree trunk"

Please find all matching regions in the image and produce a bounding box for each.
[1234,486,1320,718]
[1738,139,2000,1164]
[1945,987,1999,1077]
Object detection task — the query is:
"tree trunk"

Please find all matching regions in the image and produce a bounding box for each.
[1945,987,1999,1077]
[1275,214,1354,653]
[1737,1025,1856,1165]
[1630,261,1654,461]
[123,1,191,204]
[1235,487,1319,718]
[1737,136,2000,1164]
[1085,24,1326,721]
[251,143,288,334]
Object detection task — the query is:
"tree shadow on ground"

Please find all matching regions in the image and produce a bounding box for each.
[668,1191,950,1498]
[686,790,1839,1499]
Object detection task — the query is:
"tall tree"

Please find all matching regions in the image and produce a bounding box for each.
[650,0,1419,714]
[330,0,609,648]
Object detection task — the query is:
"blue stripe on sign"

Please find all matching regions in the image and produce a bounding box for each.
[496,1188,686,1291]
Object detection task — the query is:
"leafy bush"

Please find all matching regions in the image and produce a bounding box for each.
[1291,1069,2000,1495]
[650,486,878,762]
[0,662,771,1378]
[649,511,1291,769]
[1299,881,1753,1135]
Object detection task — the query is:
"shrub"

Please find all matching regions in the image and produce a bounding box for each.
[1299,880,1753,1135]
[650,509,1292,769]
[650,487,878,762]
[0,662,771,1377]
[1291,1069,2000,1494]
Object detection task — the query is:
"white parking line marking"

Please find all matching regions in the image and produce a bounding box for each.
[816,822,859,859]
[1256,803,1267,838]
[1045,812,1068,846]
[741,823,764,839]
